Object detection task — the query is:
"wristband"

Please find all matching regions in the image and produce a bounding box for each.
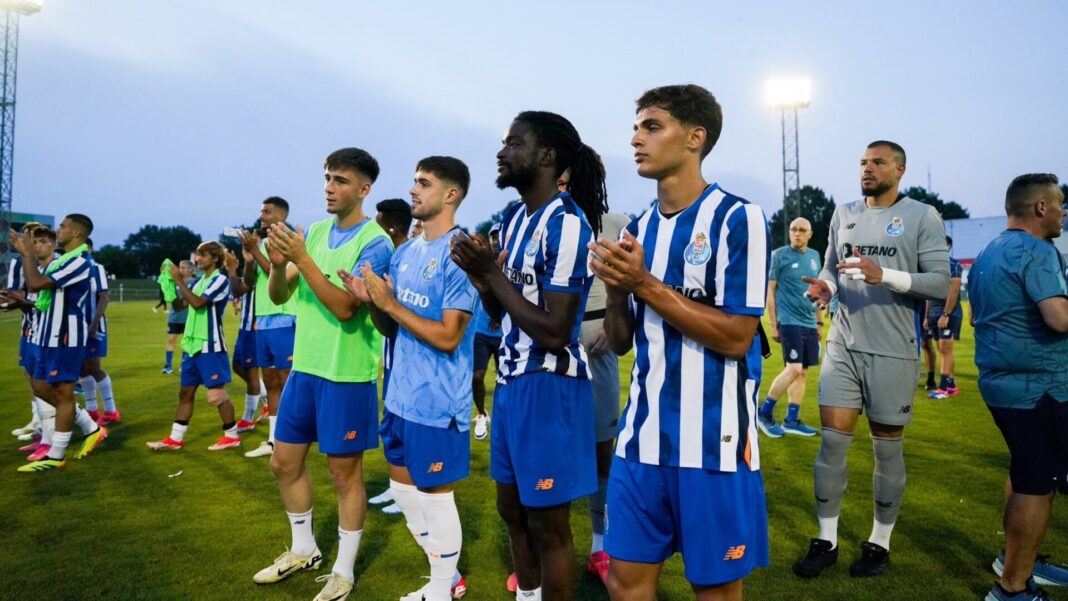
[880,268,912,293]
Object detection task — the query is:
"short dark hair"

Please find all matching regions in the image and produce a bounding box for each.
[325,147,380,183]
[31,225,56,241]
[636,84,723,158]
[66,213,94,236]
[375,198,412,234]
[263,196,289,214]
[867,140,907,165]
[416,156,471,200]
[86,238,94,249]
[1005,173,1059,217]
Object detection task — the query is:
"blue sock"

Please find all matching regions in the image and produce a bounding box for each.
[165,351,173,368]
[946,376,955,388]
[759,397,777,418]
[939,374,949,389]
[786,403,801,423]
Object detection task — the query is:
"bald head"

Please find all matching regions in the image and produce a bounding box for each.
[788,217,813,250]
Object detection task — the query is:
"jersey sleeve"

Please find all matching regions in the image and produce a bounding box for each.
[543,210,592,293]
[200,273,230,303]
[95,264,110,292]
[768,248,781,282]
[717,203,769,316]
[353,236,393,276]
[916,206,950,271]
[442,257,478,314]
[6,255,23,291]
[48,255,91,289]
[819,208,841,282]
[1023,243,1068,304]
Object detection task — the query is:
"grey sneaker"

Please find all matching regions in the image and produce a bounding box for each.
[985,580,1050,600]
[994,552,1068,587]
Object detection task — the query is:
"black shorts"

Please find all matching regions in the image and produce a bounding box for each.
[932,313,962,341]
[473,333,500,373]
[987,394,1068,496]
[167,322,186,335]
[779,324,820,368]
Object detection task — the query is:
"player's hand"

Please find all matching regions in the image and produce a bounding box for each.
[584,330,610,354]
[267,223,307,265]
[8,228,30,256]
[337,268,371,303]
[450,232,499,291]
[588,230,648,295]
[772,324,781,343]
[836,248,882,285]
[88,320,99,337]
[937,315,949,329]
[166,262,181,281]
[358,261,397,310]
[0,290,18,310]
[238,230,260,252]
[241,249,254,263]
[801,276,833,308]
[223,250,239,273]
[922,317,929,330]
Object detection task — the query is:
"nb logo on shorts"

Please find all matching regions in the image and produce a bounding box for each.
[535,478,554,490]
[211,374,219,380]
[723,545,747,560]
[50,370,58,376]
[721,435,733,443]
[427,462,444,473]
[900,406,911,414]
[343,431,357,440]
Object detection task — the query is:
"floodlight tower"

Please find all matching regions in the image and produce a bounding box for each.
[765,77,811,245]
[0,0,40,255]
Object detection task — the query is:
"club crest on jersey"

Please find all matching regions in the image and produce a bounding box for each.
[810,258,818,270]
[684,231,711,266]
[886,217,905,237]
[421,258,438,281]
[525,231,542,257]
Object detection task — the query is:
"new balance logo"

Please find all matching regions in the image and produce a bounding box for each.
[723,545,746,560]
[295,519,306,525]
[875,500,893,509]
[343,431,357,440]
[846,223,857,229]
[721,435,733,443]
[815,495,829,503]
[535,478,554,490]
[427,462,444,473]
[900,406,911,414]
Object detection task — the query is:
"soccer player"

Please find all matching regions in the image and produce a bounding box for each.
[469,222,504,442]
[794,141,950,578]
[12,214,109,472]
[162,260,195,375]
[757,217,821,438]
[926,235,964,399]
[589,84,770,601]
[225,248,263,433]
[452,110,607,601]
[5,222,45,440]
[240,197,296,458]
[411,219,424,239]
[147,241,241,452]
[80,238,121,425]
[376,197,413,250]
[344,155,476,601]
[252,147,392,601]
[969,174,1067,601]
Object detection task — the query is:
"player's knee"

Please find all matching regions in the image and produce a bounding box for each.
[816,428,853,466]
[327,462,360,492]
[527,510,571,548]
[495,495,524,528]
[269,453,297,481]
[938,340,953,354]
[784,363,804,378]
[205,387,228,407]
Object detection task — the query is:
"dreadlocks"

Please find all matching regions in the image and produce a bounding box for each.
[514,111,609,236]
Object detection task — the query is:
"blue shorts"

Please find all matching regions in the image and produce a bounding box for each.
[605,456,769,586]
[779,324,819,368]
[180,351,232,388]
[232,329,258,369]
[255,326,295,370]
[490,372,596,507]
[275,371,379,456]
[86,334,107,359]
[380,410,470,488]
[18,333,31,369]
[988,394,1068,496]
[932,314,963,341]
[473,333,500,373]
[35,346,87,383]
[23,342,41,378]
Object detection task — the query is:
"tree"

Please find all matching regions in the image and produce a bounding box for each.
[473,201,520,238]
[902,186,970,220]
[768,185,836,258]
[93,244,140,279]
[122,225,202,277]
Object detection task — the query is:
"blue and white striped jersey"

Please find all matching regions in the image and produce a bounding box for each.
[39,251,94,349]
[193,271,231,354]
[239,288,256,332]
[6,255,32,335]
[87,260,109,337]
[615,184,770,471]
[496,191,593,383]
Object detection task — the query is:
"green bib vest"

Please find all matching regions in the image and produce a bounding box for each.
[255,239,295,317]
[291,218,391,382]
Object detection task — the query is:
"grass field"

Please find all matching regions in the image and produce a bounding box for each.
[1,301,1065,600]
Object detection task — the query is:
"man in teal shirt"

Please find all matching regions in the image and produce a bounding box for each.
[970,173,1068,601]
[758,217,821,437]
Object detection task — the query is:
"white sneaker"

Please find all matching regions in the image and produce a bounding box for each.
[473,414,489,440]
[252,547,323,584]
[17,431,40,442]
[400,582,429,601]
[244,441,274,458]
[382,502,402,514]
[11,421,38,437]
[314,572,354,601]
[369,489,394,505]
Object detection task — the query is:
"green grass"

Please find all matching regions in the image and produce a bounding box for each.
[1,302,1064,600]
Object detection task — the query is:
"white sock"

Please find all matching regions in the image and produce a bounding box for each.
[243,394,258,421]
[170,422,189,443]
[36,399,55,445]
[868,519,895,550]
[224,424,238,440]
[332,528,362,581]
[419,490,462,601]
[74,406,98,435]
[81,376,98,410]
[390,480,429,551]
[287,509,317,555]
[259,379,267,399]
[268,415,277,444]
[818,515,839,549]
[517,588,542,600]
[98,375,116,412]
[591,532,604,554]
[48,430,72,460]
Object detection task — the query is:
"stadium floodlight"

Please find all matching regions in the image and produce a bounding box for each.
[0,0,38,265]
[764,77,811,110]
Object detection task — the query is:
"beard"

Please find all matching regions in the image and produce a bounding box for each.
[496,166,535,192]
[861,180,894,198]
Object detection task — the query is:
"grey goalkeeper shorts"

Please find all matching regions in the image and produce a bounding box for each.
[818,341,919,426]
